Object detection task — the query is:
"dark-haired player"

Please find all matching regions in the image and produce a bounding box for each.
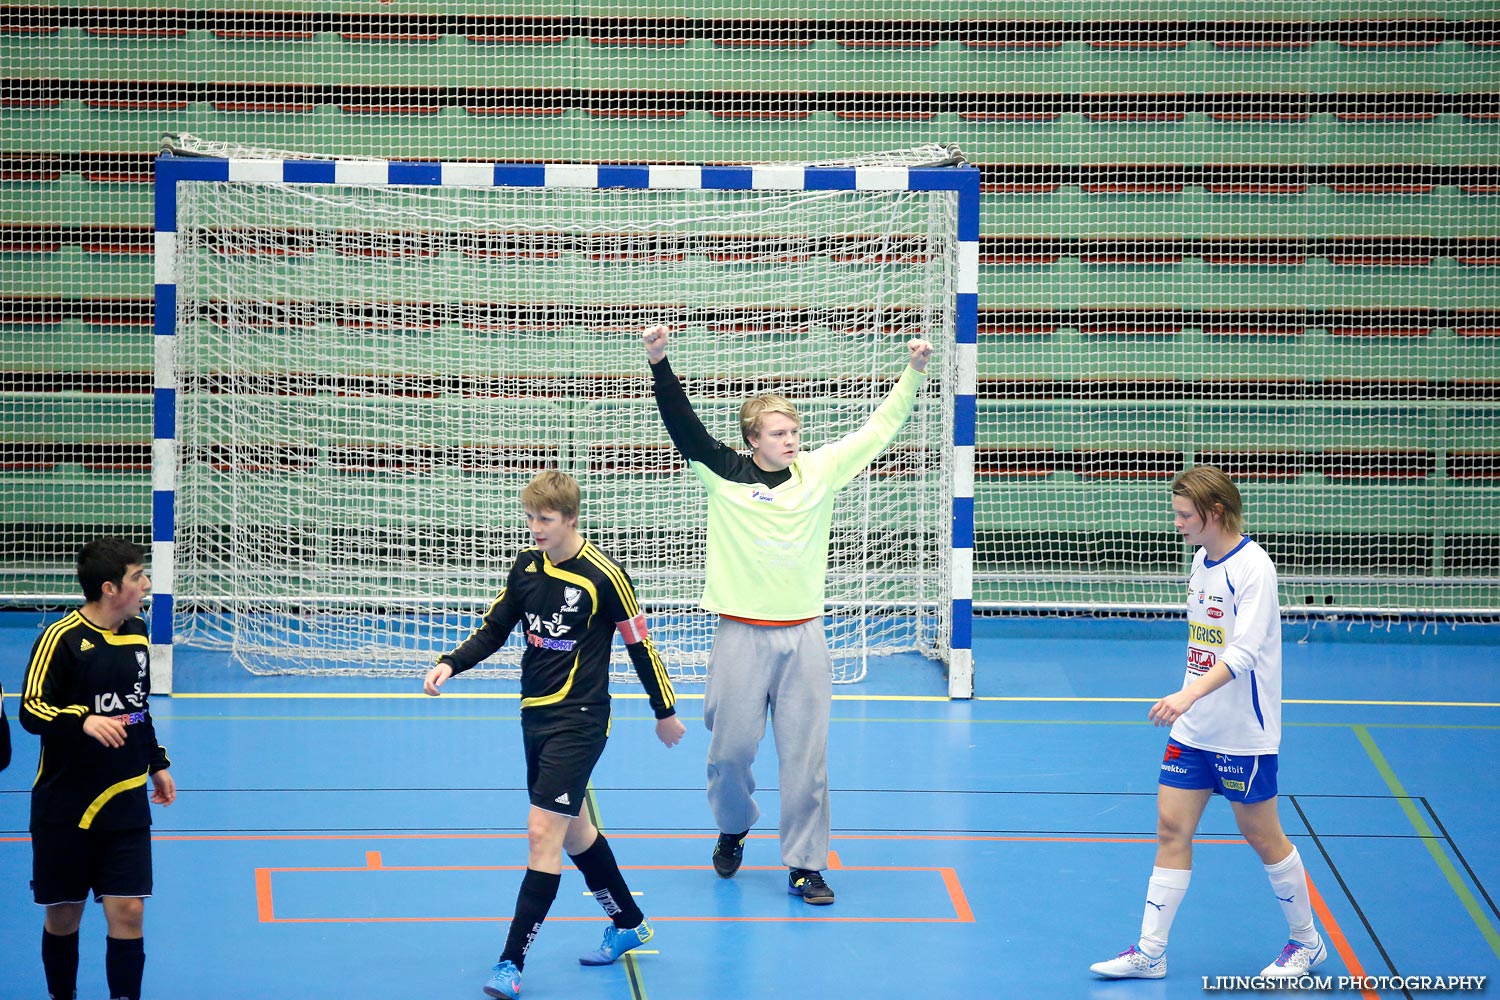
[1,677,10,772]
[22,536,175,1000]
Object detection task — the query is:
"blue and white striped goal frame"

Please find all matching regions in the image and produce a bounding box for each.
[152,156,978,698]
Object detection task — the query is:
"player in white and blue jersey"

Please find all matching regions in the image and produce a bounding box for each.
[1091,466,1327,982]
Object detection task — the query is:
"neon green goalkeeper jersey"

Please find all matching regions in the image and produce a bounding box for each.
[652,359,927,621]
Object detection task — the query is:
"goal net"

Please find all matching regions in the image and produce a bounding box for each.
[159,155,974,688]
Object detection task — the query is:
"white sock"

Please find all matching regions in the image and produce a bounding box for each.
[1265,847,1320,945]
[1138,866,1191,956]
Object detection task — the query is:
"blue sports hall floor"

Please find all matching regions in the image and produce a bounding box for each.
[2,613,1497,1000]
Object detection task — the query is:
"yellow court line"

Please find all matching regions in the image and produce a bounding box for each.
[977,696,1154,703]
[976,695,1500,708]
[169,692,520,700]
[157,691,1500,709]
[142,716,1500,730]
[1286,698,1500,708]
[8,689,1488,710]
[832,694,949,702]
[166,691,943,703]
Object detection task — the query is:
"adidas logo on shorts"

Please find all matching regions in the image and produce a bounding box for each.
[554,792,570,806]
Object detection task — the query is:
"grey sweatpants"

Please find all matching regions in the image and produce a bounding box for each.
[703,616,832,872]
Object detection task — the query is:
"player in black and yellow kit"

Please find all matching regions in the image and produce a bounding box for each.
[21,536,175,1000]
[1,676,11,773]
[423,471,684,1000]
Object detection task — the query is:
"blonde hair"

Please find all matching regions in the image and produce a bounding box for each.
[520,469,580,520]
[739,393,801,445]
[1171,465,1244,535]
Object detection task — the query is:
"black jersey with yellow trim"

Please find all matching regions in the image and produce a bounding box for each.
[20,611,170,831]
[0,679,10,772]
[440,540,676,721]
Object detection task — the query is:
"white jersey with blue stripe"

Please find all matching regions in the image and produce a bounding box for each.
[1169,536,1283,756]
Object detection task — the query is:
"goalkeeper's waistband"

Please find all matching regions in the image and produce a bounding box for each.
[720,613,818,628]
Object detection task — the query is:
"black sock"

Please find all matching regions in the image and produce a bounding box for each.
[500,868,560,971]
[105,935,144,1000]
[42,929,79,1000]
[570,834,644,929]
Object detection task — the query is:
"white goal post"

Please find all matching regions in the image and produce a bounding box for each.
[152,152,978,697]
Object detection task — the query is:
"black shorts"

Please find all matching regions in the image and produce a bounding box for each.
[522,712,609,818]
[32,824,153,904]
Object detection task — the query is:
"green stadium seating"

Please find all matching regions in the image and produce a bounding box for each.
[2,4,1496,612]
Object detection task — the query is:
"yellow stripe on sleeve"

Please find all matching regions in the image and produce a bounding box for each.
[23,613,85,722]
[582,548,676,709]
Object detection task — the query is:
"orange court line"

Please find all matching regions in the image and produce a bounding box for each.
[254,856,973,924]
[258,863,981,874]
[940,866,975,922]
[8,828,1368,980]
[248,849,1368,988]
[239,835,1368,981]
[255,866,274,923]
[0,832,1250,846]
[1309,875,1379,1000]
[264,915,976,924]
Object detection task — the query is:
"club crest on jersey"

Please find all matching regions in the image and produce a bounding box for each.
[562,586,582,612]
[136,651,148,673]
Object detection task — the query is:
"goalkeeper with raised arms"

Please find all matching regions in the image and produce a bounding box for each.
[422,470,684,1000]
[643,323,931,905]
